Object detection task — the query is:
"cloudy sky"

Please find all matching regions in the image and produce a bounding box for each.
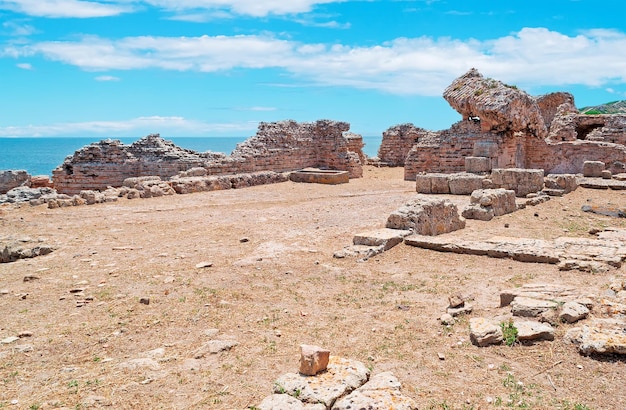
[1,0,625,138]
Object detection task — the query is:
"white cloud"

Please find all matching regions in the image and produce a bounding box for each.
[95,75,120,81]
[16,62,32,69]
[2,21,37,36]
[0,0,133,18]
[141,0,346,17]
[0,116,258,137]
[4,27,626,96]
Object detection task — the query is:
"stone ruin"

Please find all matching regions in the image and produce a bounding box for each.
[51,120,364,195]
[377,68,626,179]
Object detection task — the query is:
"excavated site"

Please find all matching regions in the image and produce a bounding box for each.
[1,70,626,409]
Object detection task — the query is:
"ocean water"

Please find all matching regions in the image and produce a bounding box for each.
[0,136,382,176]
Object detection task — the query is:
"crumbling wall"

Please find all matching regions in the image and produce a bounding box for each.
[52,120,364,194]
[399,69,626,180]
[378,124,430,166]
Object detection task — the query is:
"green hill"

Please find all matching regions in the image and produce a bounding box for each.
[580,100,626,115]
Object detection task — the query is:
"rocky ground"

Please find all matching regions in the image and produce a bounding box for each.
[1,166,625,410]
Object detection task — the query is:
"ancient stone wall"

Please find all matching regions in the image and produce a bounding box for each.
[400,69,626,180]
[52,120,364,194]
[378,124,430,166]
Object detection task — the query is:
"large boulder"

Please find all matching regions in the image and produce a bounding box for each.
[386,196,465,235]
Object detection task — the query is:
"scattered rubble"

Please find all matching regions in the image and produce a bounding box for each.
[257,349,417,410]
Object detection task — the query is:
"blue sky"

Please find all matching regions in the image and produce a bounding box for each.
[1,0,625,138]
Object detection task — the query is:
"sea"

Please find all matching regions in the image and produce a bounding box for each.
[0,136,382,177]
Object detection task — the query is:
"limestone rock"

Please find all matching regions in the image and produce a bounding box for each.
[443,68,548,138]
[490,168,544,197]
[386,196,465,235]
[511,297,559,318]
[462,188,516,221]
[465,156,491,173]
[447,173,485,195]
[513,320,555,342]
[559,302,590,323]
[352,228,411,251]
[273,356,370,408]
[415,173,451,194]
[332,372,417,410]
[1,240,54,263]
[565,319,626,355]
[583,161,605,177]
[299,344,330,376]
[0,170,30,194]
[469,317,503,347]
[544,174,578,194]
[258,394,325,410]
[193,339,238,358]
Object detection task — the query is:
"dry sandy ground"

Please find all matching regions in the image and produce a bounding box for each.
[1,166,625,410]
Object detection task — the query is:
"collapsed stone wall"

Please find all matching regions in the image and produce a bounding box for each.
[52,120,364,194]
[399,69,626,180]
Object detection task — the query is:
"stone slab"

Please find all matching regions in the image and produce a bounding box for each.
[273,356,370,408]
[353,228,412,250]
[290,169,349,185]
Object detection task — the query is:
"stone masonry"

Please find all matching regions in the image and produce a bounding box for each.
[399,69,626,180]
[52,120,364,194]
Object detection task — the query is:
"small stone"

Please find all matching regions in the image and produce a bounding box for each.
[195,261,213,269]
[139,297,150,305]
[14,344,33,353]
[23,275,40,282]
[299,344,330,376]
[0,289,9,295]
[440,313,454,325]
[447,303,473,317]
[239,237,250,243]
[18,331,33,338]
[437,353,445,360]
[1,336,19,344]
[69,288,85,294]
[448,294,465,308]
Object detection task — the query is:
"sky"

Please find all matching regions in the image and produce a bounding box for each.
[0,0,625,139]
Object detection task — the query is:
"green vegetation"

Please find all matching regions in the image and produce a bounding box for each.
[500,320,518,346]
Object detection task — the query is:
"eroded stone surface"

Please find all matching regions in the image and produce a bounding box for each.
[273,356,370,408]
[513,320,555,341]
[332,372,417,410]
[386,196,465,235]
[469,317,503,347]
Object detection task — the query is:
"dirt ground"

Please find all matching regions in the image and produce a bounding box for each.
[1,166,625,410]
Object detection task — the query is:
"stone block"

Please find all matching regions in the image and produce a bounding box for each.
[582,160,605,177]
[469,318,503,347]
[465,156,491,173]
[299,345,330,376]
[386,196,465,235]
[511,297,559,317]
[544,174,578,193]
[601,170,613,179]
[490,168,544,197]
[353,228,411,251]
[514,320,555,342]
[559,301,589,324]
[415,173,450,194]
[448,173,485,195]
[0,170,30,194]
[462,188,517,221]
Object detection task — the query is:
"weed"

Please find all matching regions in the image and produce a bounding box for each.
[500,320,518,346]
[68,380,79,388]
[274,382,286,394]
